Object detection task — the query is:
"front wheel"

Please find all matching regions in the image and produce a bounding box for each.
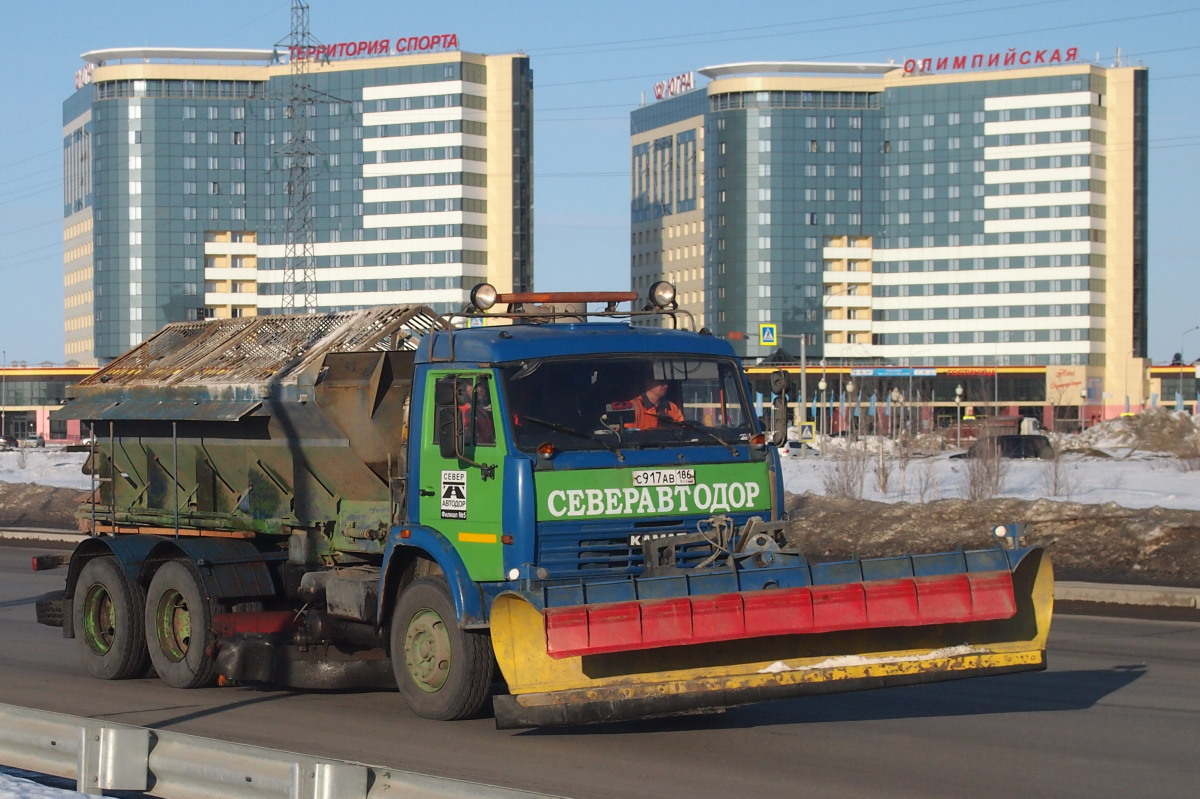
[390,577,494,720]
[145,560,219,688]
[73,556,149,680]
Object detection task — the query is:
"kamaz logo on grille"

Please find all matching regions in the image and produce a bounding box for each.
[629,531,688,547]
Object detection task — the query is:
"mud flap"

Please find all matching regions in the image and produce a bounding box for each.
[490,548,1053,728]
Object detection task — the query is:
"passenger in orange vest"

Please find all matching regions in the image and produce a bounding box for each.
[459,381,496,445]
[629,378,684,429]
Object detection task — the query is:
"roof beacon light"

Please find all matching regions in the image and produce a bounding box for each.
[471,283,498,311]
[648,281,677,309]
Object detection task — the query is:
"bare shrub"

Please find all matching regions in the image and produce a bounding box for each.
[873,450,892,495]
[16,447,29,470]
[820,448,870,499]
[893,438,912,498]
[1041,452,1076,498]
[912,459,938,503]
[961,437,1008,501]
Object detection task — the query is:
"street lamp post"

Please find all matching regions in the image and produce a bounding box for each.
[890,387,902,439]
[817,378,827,438]
[1080,387,1088,432]
[1181,326,1199,404]
[955,383,963,447]
[845,379,856,440]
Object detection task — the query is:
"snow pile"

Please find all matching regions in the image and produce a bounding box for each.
[0,450,89,490]
[780,416,1200,512]
[1061,407,1200,456]
[0,770,87,798]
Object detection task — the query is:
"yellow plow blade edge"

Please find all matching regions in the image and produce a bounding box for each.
[490,549,1053,728]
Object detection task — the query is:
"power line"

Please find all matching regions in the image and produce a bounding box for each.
[526,0,1005,56]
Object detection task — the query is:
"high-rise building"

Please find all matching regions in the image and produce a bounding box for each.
[631,56,1149,421]
[64,42,533,364]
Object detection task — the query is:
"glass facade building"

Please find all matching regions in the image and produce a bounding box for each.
[64,46,533,364]
[630,61,1149,419]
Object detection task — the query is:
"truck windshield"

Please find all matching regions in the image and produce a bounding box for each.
[500,356,755,453]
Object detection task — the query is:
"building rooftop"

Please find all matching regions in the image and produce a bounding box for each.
[81,47,277,66]
[698,61,899,79]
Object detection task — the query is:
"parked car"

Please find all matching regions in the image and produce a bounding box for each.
[19,433,46,448]
[64,435,97,452]
[0,434,17,449]
[951,434,1054,460]
[779,440,816,457]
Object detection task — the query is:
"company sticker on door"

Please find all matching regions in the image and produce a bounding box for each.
[440,470,467,519]
[536,465,769,521]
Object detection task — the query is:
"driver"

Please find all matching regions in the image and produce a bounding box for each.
[629,377,684,429]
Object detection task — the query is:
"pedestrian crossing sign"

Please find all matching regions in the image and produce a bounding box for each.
[759,323,777,346]
[798,422,815,441]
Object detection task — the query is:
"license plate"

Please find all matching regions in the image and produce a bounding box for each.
[631,468,696,487]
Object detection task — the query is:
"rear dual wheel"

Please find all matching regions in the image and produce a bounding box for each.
[144,560,220,688]
[73,556,150,680]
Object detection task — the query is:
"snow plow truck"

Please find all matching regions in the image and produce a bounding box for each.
[40,284,1053,728]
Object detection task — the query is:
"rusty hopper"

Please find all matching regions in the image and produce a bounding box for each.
[57,306,445,551]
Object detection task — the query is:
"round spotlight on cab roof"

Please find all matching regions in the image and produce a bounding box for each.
[993,524,1008,538]
[470,283,498,311]
[648,281,677,309]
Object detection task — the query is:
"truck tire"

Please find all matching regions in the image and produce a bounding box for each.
[391,577,494,720]
[144,560,219,689]
[73,557,150,680]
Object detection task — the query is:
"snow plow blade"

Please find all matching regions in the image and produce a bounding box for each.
[490,546,1052,729]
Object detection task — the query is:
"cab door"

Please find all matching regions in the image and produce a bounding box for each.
[417,371,507,581]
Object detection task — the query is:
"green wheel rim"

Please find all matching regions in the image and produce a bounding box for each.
[81,583,115,655]
[404,607,451,693]
[155,588,191,663]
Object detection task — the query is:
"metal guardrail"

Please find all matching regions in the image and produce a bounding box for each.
[0,703,564,798]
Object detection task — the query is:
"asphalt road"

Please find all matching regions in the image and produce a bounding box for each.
[2,543,1198,799]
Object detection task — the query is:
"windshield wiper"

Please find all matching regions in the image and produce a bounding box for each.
[655,416,740,457]
[521,416,625,461]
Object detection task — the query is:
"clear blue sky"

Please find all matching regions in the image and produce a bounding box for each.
[1,0,1196,365]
